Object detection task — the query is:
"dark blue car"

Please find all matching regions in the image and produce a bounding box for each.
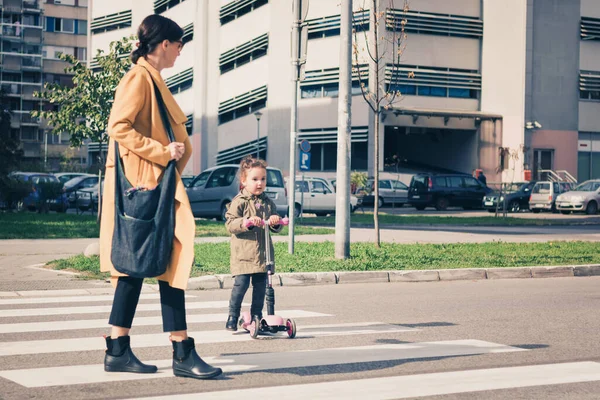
[10,172,68,213]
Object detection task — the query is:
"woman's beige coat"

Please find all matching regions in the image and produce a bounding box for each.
[99,58,195,290]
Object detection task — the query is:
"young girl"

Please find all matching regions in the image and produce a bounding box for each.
[224,157,282,331]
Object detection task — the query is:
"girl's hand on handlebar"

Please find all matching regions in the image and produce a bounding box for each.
[269,215,281,226]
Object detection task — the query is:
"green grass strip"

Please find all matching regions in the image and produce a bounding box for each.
[48,241,600,280]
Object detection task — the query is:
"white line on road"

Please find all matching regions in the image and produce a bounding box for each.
[0,301,234,317]
[0,310,331,334]
[123,361,600,400]
[0,340,525,388]
[0,293,194,306]
[0,322,416,356]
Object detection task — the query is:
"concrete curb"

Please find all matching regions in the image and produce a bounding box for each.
[183,264,600,291]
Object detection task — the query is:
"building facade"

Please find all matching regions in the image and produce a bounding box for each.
[0,0,88,170]
[40,0,88,169]
[88,0,600,183]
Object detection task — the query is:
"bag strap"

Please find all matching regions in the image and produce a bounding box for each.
[152,81,176,143]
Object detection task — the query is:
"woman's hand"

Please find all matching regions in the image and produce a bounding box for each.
[249,216,263,227]
[168,142,185,161]
[269,215,281,226]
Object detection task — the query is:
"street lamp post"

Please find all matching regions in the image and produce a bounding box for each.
[254,111,262,158]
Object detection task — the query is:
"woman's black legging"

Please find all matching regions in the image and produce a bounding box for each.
[109,276,187,332]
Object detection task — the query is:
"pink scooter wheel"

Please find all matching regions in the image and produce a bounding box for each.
[249,315,261,339]
[286,318,297,338]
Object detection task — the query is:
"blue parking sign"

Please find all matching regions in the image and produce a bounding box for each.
[299,151,311,171]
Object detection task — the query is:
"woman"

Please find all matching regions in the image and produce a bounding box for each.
[99,14,222,380]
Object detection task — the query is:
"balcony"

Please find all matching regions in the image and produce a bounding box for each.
[23,0,41,11]
[0,83,21,96]
[14,111,40,126]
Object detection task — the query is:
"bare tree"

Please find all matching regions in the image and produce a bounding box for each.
[353,0,409,247]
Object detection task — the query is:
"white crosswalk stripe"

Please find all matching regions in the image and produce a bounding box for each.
[124,362,600,400]
[0,309,330,334]
[0,322,416,356]
[0,340,525,387]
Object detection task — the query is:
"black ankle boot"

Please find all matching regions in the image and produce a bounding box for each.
[225,315,238,331]
[104,336,157,374]
[172,337,222,379]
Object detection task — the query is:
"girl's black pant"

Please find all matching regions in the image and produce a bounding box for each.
[228,273,267,318]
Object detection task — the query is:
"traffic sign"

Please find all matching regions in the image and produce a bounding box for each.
[299,151,311,171]
[299,139,311,153]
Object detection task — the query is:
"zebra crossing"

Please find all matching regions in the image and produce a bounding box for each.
[0,289,599,399]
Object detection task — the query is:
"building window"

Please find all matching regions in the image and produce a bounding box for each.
[216,137,267,165]
[182,23,193,44]
[307,10,369,40]
[218,86,267,125]
[580,70,600,100]
[154,0,187,14]
[220,33,268,74]
[300,65,368,98]
[45,17,86,34]
[581,17,600,41]
[185,114,193,135]
[90,10,132,34]
[165,68,193,94]
[386,9,483,39]
[43,45,75,59]
[220,0,268,25]
[386,64,480,99]
[297,127,368,171]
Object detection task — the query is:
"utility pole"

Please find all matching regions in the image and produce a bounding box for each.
[288,0,308,254]
[335,0,352,259]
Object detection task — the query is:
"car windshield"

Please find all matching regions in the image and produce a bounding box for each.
[574,181,600,191]
[504,183,527,193]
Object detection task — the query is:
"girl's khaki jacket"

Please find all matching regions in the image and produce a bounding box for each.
[225,189,283,276]
[99,58,195,290]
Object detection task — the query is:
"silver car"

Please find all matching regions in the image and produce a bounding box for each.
[185,164,288,220]
[556,180,600,215]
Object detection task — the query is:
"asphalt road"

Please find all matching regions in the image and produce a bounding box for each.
[0,277,599,399]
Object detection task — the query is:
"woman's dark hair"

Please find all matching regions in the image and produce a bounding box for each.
[131,14,184,63]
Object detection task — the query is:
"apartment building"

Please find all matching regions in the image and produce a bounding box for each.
[0,0,88,170]
[89,0,600,183]
[40,0,88,169]
[0,0,44,160]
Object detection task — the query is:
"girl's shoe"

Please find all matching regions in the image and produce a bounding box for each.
[172,337,223,379]
[225,315,238,331]
[104,336,157,373]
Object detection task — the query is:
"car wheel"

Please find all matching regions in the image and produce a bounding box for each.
[294,204,302,218]
[218,203,228,221]
[509,201,520,213]
[377,197,384,208]
[586,201,598,215]
[435,197,449,211]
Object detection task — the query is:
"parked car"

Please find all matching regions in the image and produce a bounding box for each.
[482,181,536,213]
[408,173,491,211]
[555,179,600,215]
[528,181,571,213]
[10,172,69,212]
[294,176,359,216]
[180,175,194,188]
[75,181,104,212]
[54,172,93,185]
[186,164,287,220]
[64,175,100,206]
[357,178,408,207]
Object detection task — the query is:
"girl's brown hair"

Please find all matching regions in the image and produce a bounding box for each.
[239,156,268,182]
